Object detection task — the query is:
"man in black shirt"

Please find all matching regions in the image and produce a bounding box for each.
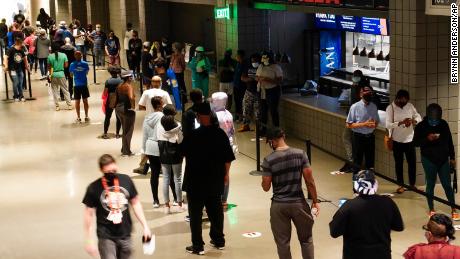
[4,37,29,101]
[128,31,142,79]
[329,170,404,259]
[182,102,235,255]
[239,53,261,132]
[141,42,153,85]
[82,154,151,259]
[0,19,7,53]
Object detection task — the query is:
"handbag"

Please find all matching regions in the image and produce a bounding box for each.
[384,104,394,151]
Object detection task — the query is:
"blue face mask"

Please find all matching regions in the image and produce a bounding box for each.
[428,118,440,127]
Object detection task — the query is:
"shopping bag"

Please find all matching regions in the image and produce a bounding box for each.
[167,68,183,112]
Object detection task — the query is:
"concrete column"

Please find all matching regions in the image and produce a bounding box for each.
[55,0,70,23]
[86,0,109,29]
[69,0,87,25]
[138,0,146,42]
[215,0,238,62]
[30,0,51,26]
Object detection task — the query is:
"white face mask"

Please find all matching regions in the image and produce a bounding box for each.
[352,76,361,83]
[263,61,270,66]
[252,62,259,68]
[96,28,101,32]
[162,42,167,47]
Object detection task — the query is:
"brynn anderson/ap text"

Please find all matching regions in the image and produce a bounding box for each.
[452,3,458,84]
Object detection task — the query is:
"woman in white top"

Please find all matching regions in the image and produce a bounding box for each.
[256,51,283,134]
[386,89,422,194]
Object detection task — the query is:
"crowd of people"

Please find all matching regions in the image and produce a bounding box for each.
[3,9,460,259]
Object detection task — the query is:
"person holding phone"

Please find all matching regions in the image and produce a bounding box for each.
[413,103,459,220]
[83,154,151,259]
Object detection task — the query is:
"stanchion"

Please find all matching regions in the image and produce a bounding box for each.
[22,71,27,90]
[306,139,312,165]
[249,120,263,176]
[26,70,36,101]
[139,72,143,95]
[92,53,97,84]
[2,71,10,101]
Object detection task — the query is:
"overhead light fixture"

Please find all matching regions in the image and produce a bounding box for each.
[368,48,376,58]
[353,46,359,55]
[377,50,384,60]
[360,47,367,57]
[385,52,390,61]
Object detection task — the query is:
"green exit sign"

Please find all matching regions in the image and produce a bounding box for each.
[215,5,231,19]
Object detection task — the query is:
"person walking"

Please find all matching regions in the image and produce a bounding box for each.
[385,89,422,193]
[89,24,106,68]
[102,67,122,139]
[115,70,136,156]
[329,170,404,259]
[127,31,142,79]
[142,96,165,208]
[23,28,37,73]
[404,213,460,259]
[36,8,50,33]
[188,46,211,98]
[4,37,29,102]
[158,115,186,214]
[35,29,50,79]
[182,102,235,255]
[48,43,72,111]
[413,103,459,220]
[346,85,379,174]
[105,30,120,66]
[73,20,87,61]
[256,51,283,134]
[261,127,319,259]
[69,51,90,123]
[218,49,237,110]
[239,53,261,132]
[82,154,151,259]
[141,42,154,85]
[170,42,187,105]
[61,37,76,99]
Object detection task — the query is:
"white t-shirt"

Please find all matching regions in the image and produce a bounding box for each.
[73,29,85,46]
[256,64,283,99]
[138,88,172,114]
[124,30,133,50]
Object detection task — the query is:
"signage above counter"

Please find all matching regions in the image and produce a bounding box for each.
[315,14,389,35]
[251,0,388,10]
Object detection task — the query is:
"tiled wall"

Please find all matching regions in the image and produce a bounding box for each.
[215,0,239,61]
[69,0,87,25]
[54,0,70,23]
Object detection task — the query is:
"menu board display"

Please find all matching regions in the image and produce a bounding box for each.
[315,13,337,29]
[315,14,389,35]
[361,17,388,35]
[337,15,361,32]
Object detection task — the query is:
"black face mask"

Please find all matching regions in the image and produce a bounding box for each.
[363,94,372,102]
[104,171,117,181]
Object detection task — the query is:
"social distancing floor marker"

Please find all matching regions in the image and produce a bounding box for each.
[330,171,345,175]
[380,193,395,197]
[454,225,460,231]
[243,232,262,238]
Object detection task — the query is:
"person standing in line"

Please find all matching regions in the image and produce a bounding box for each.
[35,29,50,79]
[170,42,187,105]
[48,43,72,111]
[128,30,142,79]
[14,10,25,27]
[261,127,319,259]
[115,70,136,156]
[336,70,370,174]
[69,51,90,123]
[142,96,165,208]
[182,89,204,138]
[404,213,460,259]
[182,102,235,255]
[218,49,237,110]
[385,89,422,194]
[82,154,151,259]
[141,42,154,85]
[211,92,237,210]
[188,46,211,98]
[73,20,87,61]
[256,51,283,135]
[346,86,379,174]
[124,23,133,68]
[158,114,186,214]
[413,103,459,220]
[238,53,261,132]
[105,30,120,66]
[54,21,73,47]
[61,37,76,99]
[233,50,246,122]
[329,170,404,259]
[89,24,106,69]
[0,18,7,52]
[23,28,37,73]
[4,37,29,102]
[102,66,122,139]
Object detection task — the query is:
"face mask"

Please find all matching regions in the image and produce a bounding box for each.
[162,42,167,47]
[352,76,361,83]
[252,62,260,68]
[363,94,372,102]
[104,171,117,181]
[263,61,270,66]
[428,118,440,127]
[96,28,101,32]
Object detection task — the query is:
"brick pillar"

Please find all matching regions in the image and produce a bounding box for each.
[86,0,109,29]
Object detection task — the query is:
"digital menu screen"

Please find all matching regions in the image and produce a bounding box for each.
[337,15,361,32]
[361,17,388,35]
[315,13,337,29]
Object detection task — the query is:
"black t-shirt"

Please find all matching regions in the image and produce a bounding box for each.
[82,173,138,239]
[141,51,153,77]
[128,39,143,58]
[7,47,26,71]
[105,77,123,93]
[329,195,404,259]
[182,125,235,196]
[244,65,258,94]
[0,23,7,39]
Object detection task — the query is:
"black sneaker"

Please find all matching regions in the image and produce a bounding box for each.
[186,246,205,255]
[210,240,225,250]
[338,162,350,173]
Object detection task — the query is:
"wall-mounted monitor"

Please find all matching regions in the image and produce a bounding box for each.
[337,15,361,32]
[315,13,337,29]
[361,17,388,35]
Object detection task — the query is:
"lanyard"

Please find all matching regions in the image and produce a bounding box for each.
[101,176,120,211]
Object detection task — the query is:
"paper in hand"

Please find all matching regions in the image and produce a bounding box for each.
[143,235,155,255]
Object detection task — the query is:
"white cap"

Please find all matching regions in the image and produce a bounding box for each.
[120,70,133,78]
[211,92,228,111]
[143,41,151,48]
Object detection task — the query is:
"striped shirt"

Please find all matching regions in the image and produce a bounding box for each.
[262,148,310,202]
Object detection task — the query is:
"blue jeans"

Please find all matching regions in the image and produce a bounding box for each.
[38,58,47,76]
[161,163,183,203]
[76,45,87,61]
[11,70,24,99]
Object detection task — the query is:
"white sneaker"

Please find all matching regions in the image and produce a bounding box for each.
[172,201,179,206]
[153,202,160,209]
[174,206,186,213]
[55,106,60,111]
[20,97,26,102]
[14,98,19,102]
[164,207,171,214]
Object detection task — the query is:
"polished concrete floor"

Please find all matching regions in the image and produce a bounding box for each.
[1,68,460,259]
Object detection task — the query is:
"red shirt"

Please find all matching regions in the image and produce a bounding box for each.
[404,241,460,259]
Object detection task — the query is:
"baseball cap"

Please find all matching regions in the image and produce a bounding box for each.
[120,70,133,78]
[195,46,204,52]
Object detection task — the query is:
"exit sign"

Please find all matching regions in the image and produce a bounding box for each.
[215,5,231,19]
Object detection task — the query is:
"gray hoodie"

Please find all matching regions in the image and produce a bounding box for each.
[142,111,163,156]
[158,123,183,144]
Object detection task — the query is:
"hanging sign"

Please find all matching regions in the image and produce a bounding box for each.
[215,5,231,20]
